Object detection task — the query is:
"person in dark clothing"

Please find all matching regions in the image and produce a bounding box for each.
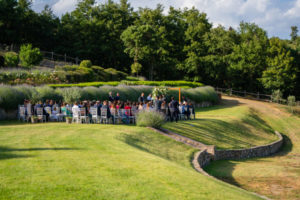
[138,93,145,103]
[108,92,114,102]
[114,93,120,101]
[101,100,113,123]
[169,97,179,122]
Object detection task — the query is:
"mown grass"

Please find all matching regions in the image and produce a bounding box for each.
[163,101,278,149]
[204,97,300,200]
[0,122,260,200]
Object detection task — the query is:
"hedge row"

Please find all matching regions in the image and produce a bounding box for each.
[48,80,204,88]
[0,65,127,85]
[0,85,218,110]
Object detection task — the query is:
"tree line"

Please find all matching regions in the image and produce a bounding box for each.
[1,0,300,97]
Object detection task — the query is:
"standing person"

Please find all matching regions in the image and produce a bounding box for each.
[169,97,179,122]
[108,92,114,102]
[138,92,145,103]
[114,92,120,101]
[154,96,161,111]
[147,94,152,102]
[72,102,80,116]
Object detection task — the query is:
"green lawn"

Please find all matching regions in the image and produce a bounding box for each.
[163,101,278,149]
[204,97,300,200]
[0,122,259,200]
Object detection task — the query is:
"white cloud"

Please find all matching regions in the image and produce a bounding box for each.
[30,0,300,39]
[285,0,300,17]
[52,0,77,16]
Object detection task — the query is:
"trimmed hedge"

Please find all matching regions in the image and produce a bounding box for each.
[0,85,218,110]
[48,80,204,88]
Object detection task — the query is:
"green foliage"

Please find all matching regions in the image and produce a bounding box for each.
[152,87,168,99]
[80,60,92,68]
[131,62,142,75]
[1,0,300,97]
[288,95,296,113]
[0,84,217,110]
[271,90,283,103]
[57,87,82,104]
[4,52,19,67]
[19,44,43,68]
[0,86,25,110]
[48,80,204,88]
[136,110,165,128]
[260,38,297,92]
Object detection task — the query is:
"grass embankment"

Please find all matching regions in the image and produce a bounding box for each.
[163,100,278,149]
[0,122,259,200]
[203,97,300,200]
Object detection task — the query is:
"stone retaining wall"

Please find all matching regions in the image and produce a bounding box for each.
[214,131,283,160]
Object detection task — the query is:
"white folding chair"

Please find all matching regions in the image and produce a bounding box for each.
[36,107,46,122]
[90,107,100,123]
[18,106,26,122]
[80,108,89,123]
[100,108,109,124]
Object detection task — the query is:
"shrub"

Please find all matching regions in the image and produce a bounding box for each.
[0,86,25,110]
[57,87,83,104]
[80,60,92,68]
[136,110,165,128]
[272,90,283,103]
[4,52,19,67]
[288,95,296,113]
[19,44,43,68]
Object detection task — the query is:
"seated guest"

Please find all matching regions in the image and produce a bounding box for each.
[51,107,59,121]
[101,100,113,123]
[61,103,71,117]
[114,93,120,101]
[138,102,144,110]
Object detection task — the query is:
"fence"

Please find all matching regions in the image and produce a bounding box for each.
[0,44,81,68]
[215,87,300,106]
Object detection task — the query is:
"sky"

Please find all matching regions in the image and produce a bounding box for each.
[31,0,300,39]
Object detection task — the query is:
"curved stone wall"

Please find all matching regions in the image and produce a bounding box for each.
[214,131,283,160]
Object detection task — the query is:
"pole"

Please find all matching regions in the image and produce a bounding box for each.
[179,88,181,104]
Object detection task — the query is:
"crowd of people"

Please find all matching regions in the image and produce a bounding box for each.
[19,92,195,124]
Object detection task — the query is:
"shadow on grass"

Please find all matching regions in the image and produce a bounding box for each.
[116,132,196,167]
[204,160,241,187]
[0,146,80,161]
[195,99,242,113]
[275,134,293,157]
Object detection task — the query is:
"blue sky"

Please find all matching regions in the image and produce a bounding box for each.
[32,0,300,39]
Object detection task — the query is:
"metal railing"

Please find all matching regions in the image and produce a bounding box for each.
[215,87,300,106]
[0,44,81,68]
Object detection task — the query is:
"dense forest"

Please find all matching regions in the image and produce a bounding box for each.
[1,0,300,97]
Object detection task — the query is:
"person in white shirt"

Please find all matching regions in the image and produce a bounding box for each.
[147,94,152,101]
[72,102,80,117]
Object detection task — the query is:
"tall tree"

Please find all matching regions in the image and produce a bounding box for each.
[290,26,298,42]
[260,37,297,94]
[180,8,212,81]
[228,22,268,91]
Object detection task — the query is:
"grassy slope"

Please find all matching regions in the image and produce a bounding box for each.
[204,97,300,200]
[163,100,278,149]
[0,123,259,200]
